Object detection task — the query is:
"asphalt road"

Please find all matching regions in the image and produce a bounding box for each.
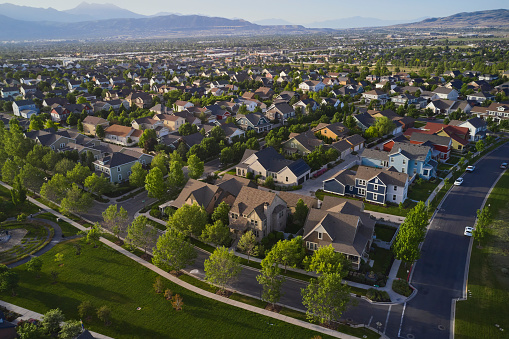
[393,142,509,339]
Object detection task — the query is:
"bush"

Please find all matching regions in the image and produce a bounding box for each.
[246,172,253,179]
[366,288,391,302]
[292,185,302,190]
[0,212,5,222]
[392,279,413,297]
[150,207,162,219]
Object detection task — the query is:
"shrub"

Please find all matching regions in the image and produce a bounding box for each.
[164,289,173,300]
[392,279,413,297]
[150,207,162,219]
[246,172,253,179]
[153,276,164,294]
[366,288,391,302]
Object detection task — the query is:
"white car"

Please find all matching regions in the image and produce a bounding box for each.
[454,177,464,186]
[466,166,475,172]
[501,163,508,169]
[464,227,474,237]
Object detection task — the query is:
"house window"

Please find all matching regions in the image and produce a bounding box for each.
[403,159,406,164]
[373,193,378,200]
[393,195,397,201]
[60,143,65,148]
[373,184,378,191]
[394,186,397,191]
[118,174,122,181]
[286,177,288,182]
[391,158,394,162]
[117,167,121,172]
[358,188,365,196]
[318,232,322,240]
[358,179,366,186]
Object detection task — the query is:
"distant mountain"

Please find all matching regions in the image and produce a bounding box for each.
[254,18,294,26]
[0,3,87,22]
[393,9,509,28]
[307,16,426,29]
[150,11,182,17]
[63,2,146,20]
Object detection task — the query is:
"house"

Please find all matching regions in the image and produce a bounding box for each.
[174,110,201,125]
[50,106,71,122]
[236,113,272,133]
[236,147,311,186]
[449,117,488,142]
[170,179,231,213]
[389,133,452,163]
[279,191,319,213]
[313,122,349,141]
[298,80,325,92]
[83,116,109,135]
[205,104,231,121]
[466,92,495,103]
[103,124,137,146]
[43,97,69,107]
[153,113,186,131]
[391,93,419,106]
[25,128,82,151]
[425,99,456,115]
[281,131,323,156]
[432,87,459,101]
[362,89,389,104]
[472,102,509,124]
[13,100,39,117]
[94,152,148,184]
[293,99,319,113]
[354,111,404,135]
[131,117,169,137]
[302,195,375,270]
[254,87,275,100]
[323,166,410,205]
[265,102,295,123]
[361,142,436,179]
[420,122,470,152]
[229,186,288,240]
[174,100,194,112]
[203,122,245,143]
[126,92,152,109]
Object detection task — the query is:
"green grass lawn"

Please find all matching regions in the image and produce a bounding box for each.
[0,221,51,264]
[315,190,415,217]
[0,239,336,339]
[374,224,397,242]
[413,121,426,128]
[370,248,394,275]
[0,185,40,219]
[407,179,440,202]
[36,212,81,237]
[455,169,509,339]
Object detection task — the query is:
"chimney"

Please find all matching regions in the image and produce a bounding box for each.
[263,202,269,213]
[398,148,402,153]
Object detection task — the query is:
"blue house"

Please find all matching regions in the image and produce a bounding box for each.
[13,100,39,117]
[361,142,437,180]
[323,166,409,205]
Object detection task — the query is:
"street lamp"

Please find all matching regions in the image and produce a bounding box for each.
[376,321,382,334]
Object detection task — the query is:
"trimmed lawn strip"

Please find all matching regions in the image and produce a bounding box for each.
[315,190,416,217]
[0,239,334,339]
[374,224,397,242]
[408,179,440,202]
[370,248,394,275]
[229,293,267,309]
[36,212,81,237]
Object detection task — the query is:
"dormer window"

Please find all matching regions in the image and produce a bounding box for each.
[318,232,323,240]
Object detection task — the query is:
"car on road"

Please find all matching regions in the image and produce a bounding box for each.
[464,226,474,237]
[454,177,464,186]
[501,162,508,169]
[466,165,475,172]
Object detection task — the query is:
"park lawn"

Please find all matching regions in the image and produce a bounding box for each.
[0,185,40,219]
[455,170,509,339]
[37,212,81,237]
[0,239,336,339]
[315,190,415,217]
[407,179,440,202]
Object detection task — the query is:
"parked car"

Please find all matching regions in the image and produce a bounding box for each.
[466,165,475,172]
[501,163,508,169]
[454,177,464,186]
[464,226,474,237]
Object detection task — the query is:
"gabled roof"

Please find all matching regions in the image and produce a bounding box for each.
[230,186,278,218]
[410,132,451,146]
[390,142,431,161]
[171,179,221,210]
[216,174,256,197]
[355,166,409,187]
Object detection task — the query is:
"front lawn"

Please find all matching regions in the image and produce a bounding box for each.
[407,179,440,202]
[370,247,394,275]
[0,239,334,339]
[455,169,509,339]
[315,190,415,217]
[374,224,397,242]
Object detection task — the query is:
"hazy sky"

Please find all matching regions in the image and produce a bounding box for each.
[6,0,508,24]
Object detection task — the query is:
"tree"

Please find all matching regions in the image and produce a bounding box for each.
[204,246,242,292]
[187,154,204,179]
[0,267,18,296]
[26,257,43,277]
[10,175,27,207]
[374,116,396,136]
[43,150,60,171]
[264,176,275,189]
[257,257,285,308]
[129,162,147,188]
[152,228,197,272]
[167,203,208,236]
[1,158,18,184]
[41,308,65,334]
[97,306,111,325]
[77,119,84,132]
[58,320,82,339]
[19,163,45,192]
[151,152,168,176]
[102,204,129,240]
[364,125,379,139]
[392,201,428,264]
[54,158,76,175]
[126,216,156,253]
[211,201,230,225]
[293,199,309,228]
[266,237,306,273]
[16,322,43,339]
[66,163,91,186]
[61,184,94,215]
[84,173,112,196]
[472,224,486,247]
[200,220,231,246]
[139,129,158,151]
[40,173,70,203]
[237,230,259,263]
[167,160,187,196]
[171,294,184,311]
[476,206,491,228]
[145,167,167,200]
[86,223,102,247]
[475,140,485,153]
[303,245,350,275]
[178,123,197,136]
[301,273,351,326]
[28,115,44,131]
[78,300,94,320]
[96,124,105,138]
[153,276,164,294]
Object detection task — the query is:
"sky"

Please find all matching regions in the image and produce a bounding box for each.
[5,0,508,24]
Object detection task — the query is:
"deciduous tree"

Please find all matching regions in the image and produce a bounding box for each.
[204,246,241,292]
[60,184,94,215]
[152,229,197,272]
[303,245,350,275]
[237,230,259,263]
[257,257,285,308]
[126,216,156,253]
[187,154,204,179]
[211,201,230,225]
[392,201,428,264]
[265,237,306,273]
[102,204,129,240]
[200,220,231,247]
[129,162,147,188]
[167,203,208,236]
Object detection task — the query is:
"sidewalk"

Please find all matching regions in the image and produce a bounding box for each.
[0,300,113,339]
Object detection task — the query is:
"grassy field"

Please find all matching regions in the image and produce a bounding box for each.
[0,221,51,264]
[0,185,40,219]
[455,170,509,339]
[407,179,440,202]
[315,190,416,217]
[36,212,81,237]
[370,248,394,275]
[0,239,338,339]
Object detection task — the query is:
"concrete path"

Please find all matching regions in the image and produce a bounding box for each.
[0,300,113,339]
[0,181,377,339]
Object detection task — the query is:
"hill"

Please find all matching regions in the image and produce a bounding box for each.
[63,2,146,20]
[393,9,509,28]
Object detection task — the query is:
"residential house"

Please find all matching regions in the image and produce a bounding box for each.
[236,147,311,186]
[362,89,389,105]
[174,100,194,112]
[293,99,319,113]
[13,100,39,117]
[449,118,488,142]
[170,179,232,214]
[126,92,152,109]
[131,117,169,137]
[281,130,323,156]
[82,116,109,135]
[420,122,470,152]
[265,102,295,123]
[236,113,272,133]
[50,106,71,122]
[94,152,150,184]
[432,87,459,101]
[103,124,137,146]
[302,195,375,270]
[153,113,186,131]
[299,80,325,92]
[229,186,288,240]
[313,122,349,141]
[472,102,509,124]
[466,92,495,103]
[323,166,410,205]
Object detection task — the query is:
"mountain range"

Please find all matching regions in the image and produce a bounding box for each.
[0,3,507,41]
